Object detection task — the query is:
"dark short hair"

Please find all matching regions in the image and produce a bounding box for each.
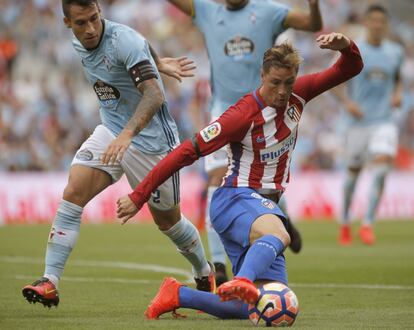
[262,42,302,73]
[365,4,388,17]
[62,0,98,18]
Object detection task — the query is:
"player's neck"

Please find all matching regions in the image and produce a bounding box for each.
[226,0,249,11]
[85,19,105,51]
[366,35,383,47]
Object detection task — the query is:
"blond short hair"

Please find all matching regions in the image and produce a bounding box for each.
[262,42,302,73]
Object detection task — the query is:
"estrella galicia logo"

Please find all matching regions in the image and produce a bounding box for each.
[93,80,120,107]
[261,199,276,210]
[76,149,93,161]
[224,36,255,59]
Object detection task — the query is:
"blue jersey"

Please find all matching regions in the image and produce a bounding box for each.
[193,0,289,117]
[346,39,404,126]
[73,19,179,154]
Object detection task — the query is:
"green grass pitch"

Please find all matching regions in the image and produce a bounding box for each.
[1,221,414,329]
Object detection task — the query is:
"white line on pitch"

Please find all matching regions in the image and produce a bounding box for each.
[289,282,414,291]
[1,255,193,281]
[13,274,414,290]
[4,256,414,290]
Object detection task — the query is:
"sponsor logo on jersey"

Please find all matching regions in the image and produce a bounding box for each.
[76,149,93,161]
[260,134,296,162]
[287,104,301,122]
[93,80,120,107]
[224,36,255,58]
[256,136,266,143]
[261,199,275,209]
[251,192,262,199]
[367,68,388,81]
[200,122,222,143]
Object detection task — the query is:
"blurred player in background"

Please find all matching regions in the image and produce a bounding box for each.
[116,32,363,319]
[334,4,404,246]
[21,0,215,308]
[165,0,323,284]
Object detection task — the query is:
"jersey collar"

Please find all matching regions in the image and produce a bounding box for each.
[253,88,268,110]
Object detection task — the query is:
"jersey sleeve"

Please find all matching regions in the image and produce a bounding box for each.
[293,41,364,103]
[192,0,217,32]
[128,97,254,209]
[265,0,290,36]
[116,28,152,71]
[195,98,254,155]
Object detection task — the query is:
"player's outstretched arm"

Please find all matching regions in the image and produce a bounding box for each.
[149,43,196,82]
[116,101,254,224]
[284,0,322,32]
[316,32,350,50]
[101,79,164,165]
[166,0,194,17]
[294,32,364,102]
[157,57,196,82]
[116,139,202,224]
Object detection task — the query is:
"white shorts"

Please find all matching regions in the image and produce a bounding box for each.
[344,122,398,168]
[203,116,229,173]
[71,125,180,210]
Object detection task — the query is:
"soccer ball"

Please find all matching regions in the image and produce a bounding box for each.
[248,282,299,327]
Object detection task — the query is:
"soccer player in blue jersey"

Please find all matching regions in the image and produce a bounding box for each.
[21,0,215,308]
[335,4,405,246]
[165,0,323,284]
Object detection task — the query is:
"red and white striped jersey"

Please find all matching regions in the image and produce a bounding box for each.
[129,42,363,208]
[220,89,306,191]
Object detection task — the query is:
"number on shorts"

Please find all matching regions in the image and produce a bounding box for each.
[151,190,160,203]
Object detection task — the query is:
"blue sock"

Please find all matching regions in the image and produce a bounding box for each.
[179,286,248,319]
[342,170,358,224]
[364,164,389,225]
[206,187,227,265]
[236,235,285,282]
[162,215,210,278]
[44,200,82,286]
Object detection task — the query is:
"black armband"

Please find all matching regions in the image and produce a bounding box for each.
[191,135,202,157]
[129,60,157,87]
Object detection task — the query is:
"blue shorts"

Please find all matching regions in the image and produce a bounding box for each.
[210,187,288,284]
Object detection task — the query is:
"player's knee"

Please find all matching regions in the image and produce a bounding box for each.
[250,217,290,247]
[62,181,88,207]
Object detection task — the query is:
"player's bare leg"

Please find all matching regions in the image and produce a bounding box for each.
[150,205,215,292]
[22,165,112,307]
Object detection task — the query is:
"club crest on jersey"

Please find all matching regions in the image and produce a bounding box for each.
[201,122,221,143]
[287,104,301,122]
[102,56,112,71]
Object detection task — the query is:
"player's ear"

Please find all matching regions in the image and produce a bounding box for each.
[63,16,71,29]
[260,69,265,82]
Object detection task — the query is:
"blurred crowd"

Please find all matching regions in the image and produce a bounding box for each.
[1,0,414,172]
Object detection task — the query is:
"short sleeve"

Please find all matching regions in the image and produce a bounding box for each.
[195,97,255,155]
[265,0,290,36]
[193,0,218,32]
[116,28,150,70]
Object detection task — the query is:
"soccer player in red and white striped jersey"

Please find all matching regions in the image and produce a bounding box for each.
[117,33,363,319]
